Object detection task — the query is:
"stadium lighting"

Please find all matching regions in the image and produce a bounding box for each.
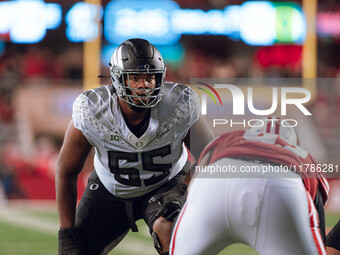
[239,1,276,45]
[104,0,305,46]
[0,0,306,45]
[45,3,63,29]
[0,2,10,34]
[102,43,184,67]
[104,0,180,45]
[0,0,62,43]
[66,2,103,43]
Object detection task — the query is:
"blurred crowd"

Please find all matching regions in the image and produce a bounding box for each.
[0,45,84,122]
[0,136,59,198]
[0,45,84,199]
[1,42,340,200]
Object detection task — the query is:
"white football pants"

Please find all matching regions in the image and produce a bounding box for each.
[170,158,319,255]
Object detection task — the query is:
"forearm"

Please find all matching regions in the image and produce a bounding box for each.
[185,116,215,160]
[56,121,92,228]
[57,174,84,255]
[56,172,79,228]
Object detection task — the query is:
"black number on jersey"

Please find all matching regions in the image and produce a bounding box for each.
[108,145,172,187]
[142,145,172,186]
[108,151,141,186]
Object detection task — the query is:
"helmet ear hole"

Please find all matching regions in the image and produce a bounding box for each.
[155,73,163,88]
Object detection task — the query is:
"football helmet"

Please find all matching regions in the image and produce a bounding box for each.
[110,38,166,108]
[249,117,298,146]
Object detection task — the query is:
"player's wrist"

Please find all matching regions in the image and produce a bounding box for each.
[59,225,77,233]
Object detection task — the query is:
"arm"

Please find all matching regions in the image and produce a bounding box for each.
[184,115,214,160]
[56,120,92,228]
[150,116,214,254]
[183,115,215,184]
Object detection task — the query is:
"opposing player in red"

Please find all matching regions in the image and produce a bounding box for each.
[170,117,329,255]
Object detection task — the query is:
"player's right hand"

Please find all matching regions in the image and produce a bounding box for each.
[58,226,85,255]
[149,183,188,222]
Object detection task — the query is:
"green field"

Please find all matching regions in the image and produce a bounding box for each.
[0,203,338,255]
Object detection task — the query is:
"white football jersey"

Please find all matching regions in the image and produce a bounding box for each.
[72,82,200,198]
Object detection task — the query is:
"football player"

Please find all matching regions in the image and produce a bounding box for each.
[56,38,214,255]
[170,117,329,255]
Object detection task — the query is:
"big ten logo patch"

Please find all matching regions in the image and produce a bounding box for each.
[103,134,120,141]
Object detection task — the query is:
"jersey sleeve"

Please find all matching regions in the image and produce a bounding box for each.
[157,83,201,142]
[186,86,200,127]
[173,84,200,128]
[72,94,86,132]
[72,93,95,145]
[173,85,200,141]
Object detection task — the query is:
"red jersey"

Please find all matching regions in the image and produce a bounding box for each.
[198,130,329,203]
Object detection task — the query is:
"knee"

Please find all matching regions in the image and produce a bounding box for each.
[153,216,173,238]
[152,216,173,253]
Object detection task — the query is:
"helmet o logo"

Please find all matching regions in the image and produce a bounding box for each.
[144,64,150,69]
[90,183,99,190]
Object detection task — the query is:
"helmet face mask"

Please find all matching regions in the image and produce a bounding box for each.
[110,39,166,108]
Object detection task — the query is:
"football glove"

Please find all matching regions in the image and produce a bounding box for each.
[149,183,188,222]
[58,226,84,255]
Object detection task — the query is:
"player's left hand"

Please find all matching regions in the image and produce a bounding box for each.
[58,226,84,255]
[149,183,188,222]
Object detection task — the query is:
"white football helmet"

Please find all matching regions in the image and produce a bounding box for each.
[109,38,166,108]
[249,117,299,146]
